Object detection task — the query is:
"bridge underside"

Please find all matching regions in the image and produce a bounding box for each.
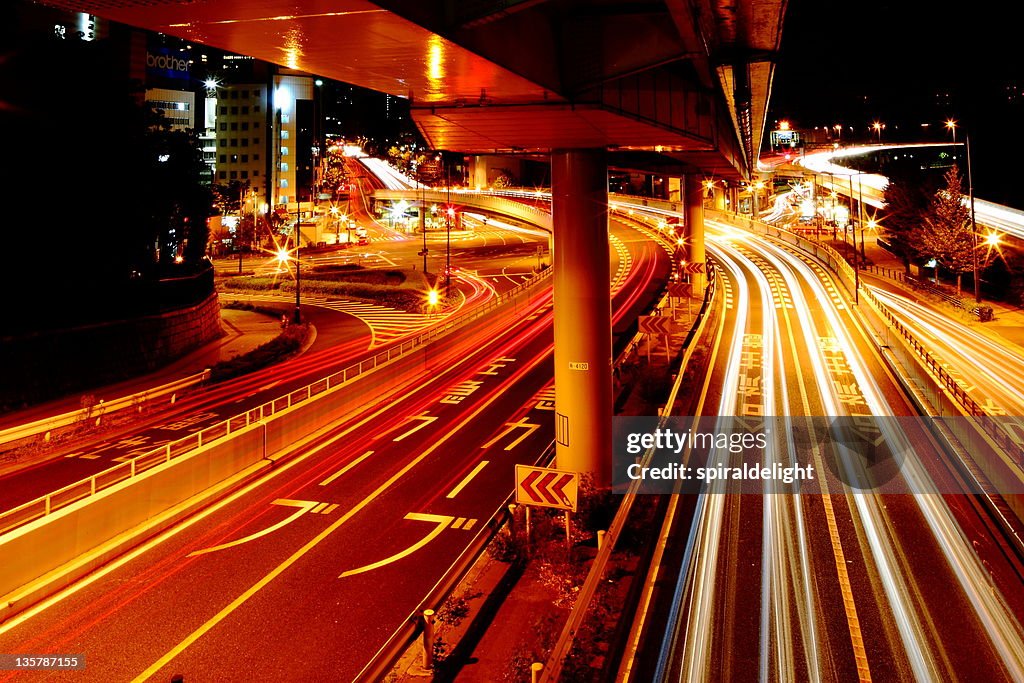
[42,0,786,179]
[42,0,787,483]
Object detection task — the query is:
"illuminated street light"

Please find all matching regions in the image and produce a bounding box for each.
[963,128,982,303]
[872,121,884,142]
[945,118,958,146]
[985,232,1001,248]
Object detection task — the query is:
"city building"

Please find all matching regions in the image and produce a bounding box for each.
[212,81,268,197]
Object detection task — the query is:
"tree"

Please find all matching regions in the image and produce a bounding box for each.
[884,164,937,272]
[917,167,992,296]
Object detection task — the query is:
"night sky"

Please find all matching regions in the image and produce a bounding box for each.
[768,0,1021,207]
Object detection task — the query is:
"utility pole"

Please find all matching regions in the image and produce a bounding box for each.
[293,191,304,324]
[419,169,428,275]
[966,131,981,303]
[445,165,452,292]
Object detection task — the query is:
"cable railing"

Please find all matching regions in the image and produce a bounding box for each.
[0,267,553,538]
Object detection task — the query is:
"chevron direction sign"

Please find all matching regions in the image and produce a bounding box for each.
[638,315,671,336]
[683,261,706,274]
[515,464,578,512]
[667,282,692,298]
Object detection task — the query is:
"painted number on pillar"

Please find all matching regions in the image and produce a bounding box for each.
[569,362,589,370]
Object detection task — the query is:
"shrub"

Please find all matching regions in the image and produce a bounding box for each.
[209,323,309,382]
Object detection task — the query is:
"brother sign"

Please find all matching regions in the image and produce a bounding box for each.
[146,49,190,81]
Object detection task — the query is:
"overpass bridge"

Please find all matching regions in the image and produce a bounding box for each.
[794,144,1024,245]
[42,0,788,480]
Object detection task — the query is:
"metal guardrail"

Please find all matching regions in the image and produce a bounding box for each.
[0,268,553,538]
[0,371,211,449]
[861,287,1021,463]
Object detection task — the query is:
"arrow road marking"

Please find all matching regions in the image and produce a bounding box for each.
[188,499,319,557]
[339,512,453,578]
[481,418,541,451]
[392,414,438,442]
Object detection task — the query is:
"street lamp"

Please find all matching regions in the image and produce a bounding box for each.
[446,206,455,290]
[293,197,303,324]
[329,205,341,243]
[961,125,982,303]
[426,288,439,317]
[872,121,884,143]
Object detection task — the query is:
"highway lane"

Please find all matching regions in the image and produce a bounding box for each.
[867,285,1024,416]
[640,219,1024,682]
[0,218,669,681]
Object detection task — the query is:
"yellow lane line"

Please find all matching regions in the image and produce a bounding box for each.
[188,500,319,558]
[446,461,489,499]
[131,349,551,682]
[338,513,453,578]
[319,450,374,486]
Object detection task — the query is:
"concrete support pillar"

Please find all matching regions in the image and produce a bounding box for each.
[551,149,612,487]
[684,174,707,291]
[713,184,727,211]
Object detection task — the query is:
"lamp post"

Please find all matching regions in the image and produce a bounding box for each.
[415,162,427,274]
[292,197,302,324]
[872,121,884,143]
[948,118,981,303]
[857,173,867,260]
[329,205,340,244]
[966,130,981,303]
